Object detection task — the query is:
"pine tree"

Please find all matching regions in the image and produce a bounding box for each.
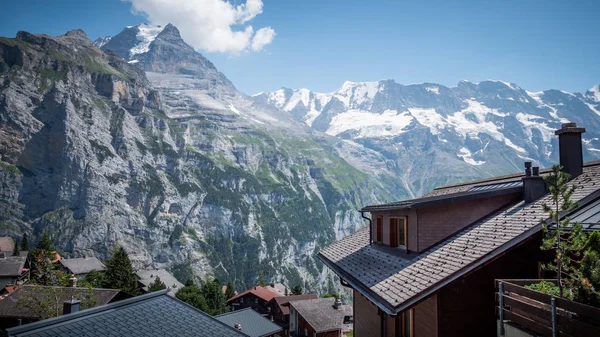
[21,233,29,251]
[37,232,54,252]
[292,284,303,295]
[148,276,167,292]
[12,239,20,256]
[202,279,228,315]
[224,282,235,300]
[176,282,209,312]
[103,246,139,295]
[259,271,266,287]
[541,165,587,298]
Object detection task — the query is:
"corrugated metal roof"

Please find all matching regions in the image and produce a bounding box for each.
[215,308,282,337]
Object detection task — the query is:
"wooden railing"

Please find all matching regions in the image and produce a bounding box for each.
[496,279,600,337]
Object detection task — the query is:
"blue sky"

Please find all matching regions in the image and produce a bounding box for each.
[0,0,598,95]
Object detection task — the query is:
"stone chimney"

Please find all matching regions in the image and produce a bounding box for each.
[63,297,81,315]
[333,298,342,310]
[555,122,586,178]
[522,162,546,203]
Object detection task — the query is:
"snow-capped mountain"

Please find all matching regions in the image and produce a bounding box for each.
[93,36,112,48]
[256,80,600,197]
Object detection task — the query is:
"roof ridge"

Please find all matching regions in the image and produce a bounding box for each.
[433,160,600,191]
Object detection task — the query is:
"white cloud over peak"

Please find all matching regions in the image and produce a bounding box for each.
[125,0,275,53]
[251,27,276,51]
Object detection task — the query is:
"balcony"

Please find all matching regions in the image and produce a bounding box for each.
[496,279,600,337]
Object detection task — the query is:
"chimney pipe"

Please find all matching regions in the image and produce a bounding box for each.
[522,163,546,203]
[234,323,242,331]
[524,162,532,177]
[63,297,81,315]
[333,298,342,310]
[555,122,586,178]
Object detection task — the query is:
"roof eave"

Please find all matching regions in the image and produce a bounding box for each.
[316,252,397,315]
[361,186,523,212]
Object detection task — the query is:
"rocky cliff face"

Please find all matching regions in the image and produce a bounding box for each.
[257,80,600,197]
[0,27,398,294]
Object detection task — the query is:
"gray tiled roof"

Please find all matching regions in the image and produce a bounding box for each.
[0,237,15,252]
[136,269,183,295]
[289,298,352,333]
[6,290,248,337]
[0,256,26,277]
[319,163,600,315]
[272,294,318,315]
[0,285,125,319]
[215,308,282,337]
[59,257,105,275]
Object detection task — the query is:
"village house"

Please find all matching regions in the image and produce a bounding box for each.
[269,294,318,336]
[0,285,131,331]
[318,123,600,336]
[5,290,247,337]
[228,285,281,316]
[215,307,283,337]
[136,268,184,296]
[58,256,105,278]
[0,255,27,289]
[289,297,353,337]
[0,238,15,255]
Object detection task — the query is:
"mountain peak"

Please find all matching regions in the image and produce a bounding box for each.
[63,29,90,41]
[587,84,600,102]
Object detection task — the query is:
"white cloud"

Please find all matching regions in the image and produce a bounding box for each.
[125,0,275,53]
[251,27,275,51]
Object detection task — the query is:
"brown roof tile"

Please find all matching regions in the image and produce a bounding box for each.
[319,162,600,314]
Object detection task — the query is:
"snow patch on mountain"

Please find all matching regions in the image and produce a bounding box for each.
[327,109,412,138]
[426,86,440,94]
[334,81,379,107]
[587,85,600,103]
[515,113,555,142]
[130,23,164,57]
[457,147,485,166]
[408,108,445,135]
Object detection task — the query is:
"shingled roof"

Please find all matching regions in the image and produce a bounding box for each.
[0,237,15,252]
[6,290,247,337]
[136,268,183,295]
[215,308,282,337]
[272,294,318,315]
[0,285,128,320]
[289,298,352,333]
[0,256,26,277]
[319,162,600,315]
[59,257,105,275]
[228,286,281,303]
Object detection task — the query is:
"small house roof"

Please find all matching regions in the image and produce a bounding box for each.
[136,268,184,295]
[0,237,15,252]
[0,285,127,320]
[0,256,26,277]
[319,162,600,315]
[289,298,352,333]
[59,257,105,275]
[228,286,281,303]
[215,308,282,337]
[264,283,287,296]
[271,294,318,315]
[6,290,247,337]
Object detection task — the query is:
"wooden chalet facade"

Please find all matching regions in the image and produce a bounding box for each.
[228,286,281,316]
[269,294,318,336]
[318,123,600,336]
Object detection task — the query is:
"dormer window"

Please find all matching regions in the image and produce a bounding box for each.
[390,217,407,248]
